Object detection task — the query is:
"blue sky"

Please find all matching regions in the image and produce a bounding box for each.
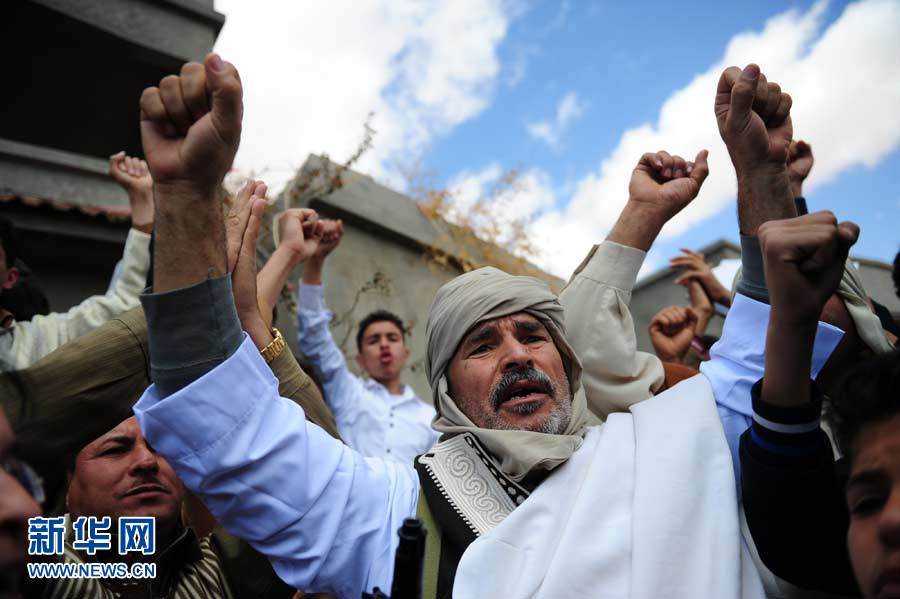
[216,0,899,278]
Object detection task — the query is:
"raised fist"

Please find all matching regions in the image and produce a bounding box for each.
[715,64,792,176]
[277,208,323,263]
[759,211,859,323]
[786,140,814,197]
[109,151,154,233]
[109,152,152,195]
[628,149,709,221]
[139,54,242,196]
[648,305,699,363]
[310,219,344,262]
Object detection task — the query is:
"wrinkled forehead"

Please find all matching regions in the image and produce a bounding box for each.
[458,312,543,346]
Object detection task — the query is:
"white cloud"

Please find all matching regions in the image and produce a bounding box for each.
[526,91,589,149]
[446,164,556,250]
[528,0,900,278]
[213,0,511,192]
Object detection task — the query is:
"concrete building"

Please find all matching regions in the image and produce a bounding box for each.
[0,0,224,308]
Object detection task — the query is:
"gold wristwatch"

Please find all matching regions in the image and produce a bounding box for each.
[260,328,286,363]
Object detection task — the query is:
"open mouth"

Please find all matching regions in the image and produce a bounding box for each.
[495,377,552,409]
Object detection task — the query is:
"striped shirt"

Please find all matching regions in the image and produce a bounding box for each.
[42,517,233,599]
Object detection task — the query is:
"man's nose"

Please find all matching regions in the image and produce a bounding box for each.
[500,338,533,371]
[878,488,900,547]
[129,445,160,475]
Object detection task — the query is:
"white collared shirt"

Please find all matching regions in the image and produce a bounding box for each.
[297,283,440,463]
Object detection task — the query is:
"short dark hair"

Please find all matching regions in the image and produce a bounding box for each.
[356,310,405,351]
[893,247,899,300]
[0,217,18,268]
[828,350,900,458]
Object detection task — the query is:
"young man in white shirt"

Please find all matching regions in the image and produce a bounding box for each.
[297,220,439,462]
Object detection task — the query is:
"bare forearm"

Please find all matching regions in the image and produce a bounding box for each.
[761,310,816,408]
[152,184,226,293]
[302,256,325,285]
[257,246,302,327]
[694,311,712,337]
[129,189,155,234]
[606,201,668,251]
[737,166,796,236]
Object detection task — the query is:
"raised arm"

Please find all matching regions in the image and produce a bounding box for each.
[257,207,322,329]
[295,219,368,417]
[716,64,797,303]
[739,212,860,595]
[561,149,708,418]
[131,55,415,596]
[701,65,844,479]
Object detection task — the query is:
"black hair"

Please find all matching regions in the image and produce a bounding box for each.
[828,350,900,458]
[0,261,50,320]
[0,217,18,268]
[356,310,405,352]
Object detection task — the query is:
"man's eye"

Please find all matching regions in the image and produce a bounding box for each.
[849,493,886,516]
[102,446,127,456]
[471,344,491,355]
[526,335,546,343]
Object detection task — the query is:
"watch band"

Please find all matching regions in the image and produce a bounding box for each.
[260,328,286,363]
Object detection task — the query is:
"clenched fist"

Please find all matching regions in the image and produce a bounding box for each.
[715,64,792,176]
[648,305,699,363]
[139,53,242,197]
[759,211,859,323]
[787,140,814,198]
[277,208,323,263]
[628,149,710,222]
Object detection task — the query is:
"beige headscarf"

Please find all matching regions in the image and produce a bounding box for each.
[838,263,895,354]
[424,267,590,482]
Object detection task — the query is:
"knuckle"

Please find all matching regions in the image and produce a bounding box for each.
[180,61,203,76]
[160,75,180,90]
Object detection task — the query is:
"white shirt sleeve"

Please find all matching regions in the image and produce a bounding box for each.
[0,228,150,371]
[133,336,419,597]
[700,293,845,483]
[296,283,368,423]
[559,241,665,420]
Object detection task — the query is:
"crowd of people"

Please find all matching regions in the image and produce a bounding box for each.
[0,52,898,599]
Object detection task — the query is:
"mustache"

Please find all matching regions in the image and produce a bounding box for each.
[489,368,556,411]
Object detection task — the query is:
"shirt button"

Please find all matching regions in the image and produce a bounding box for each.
[386,448,391,453]
[389,423,394,428]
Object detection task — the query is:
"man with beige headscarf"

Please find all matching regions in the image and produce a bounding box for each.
[131,57,850,598]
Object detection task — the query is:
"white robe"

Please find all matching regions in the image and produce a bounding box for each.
[454,374,766,599]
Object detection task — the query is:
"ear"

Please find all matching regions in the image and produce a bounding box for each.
[403,346,410,359]
[2,266,18,290]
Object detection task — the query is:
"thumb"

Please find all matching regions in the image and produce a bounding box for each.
[728,64,760,131]
[689,149,710,188]
[836,221,860,258]
[204,53,243,144]
[684,306,699,324]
